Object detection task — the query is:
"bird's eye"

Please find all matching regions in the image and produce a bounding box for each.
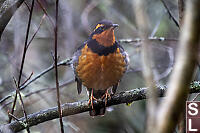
[101,25,105,29]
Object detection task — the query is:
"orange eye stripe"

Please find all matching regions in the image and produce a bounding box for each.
[85,44,88,49]
[94,24,104,31]
[117,48,120,53]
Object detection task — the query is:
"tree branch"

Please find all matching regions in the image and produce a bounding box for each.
[118,37,178,44]
[1,81,200,132]
[54,0,64,132]
[0,0,24,39]
[160,0,180,28]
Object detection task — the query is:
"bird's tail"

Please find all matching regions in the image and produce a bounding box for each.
[88,89,106,116]
[89,107,106,116]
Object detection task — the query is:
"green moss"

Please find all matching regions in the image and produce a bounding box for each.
[190,81,200,90]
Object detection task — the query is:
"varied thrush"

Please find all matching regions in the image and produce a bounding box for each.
[72,20,129,116]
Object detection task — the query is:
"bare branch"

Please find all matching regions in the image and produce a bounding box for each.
[0,79,74,110]
[20,72,33,87]
[26,14,46,49]
[0,0,24,39]
[8,113,20,122]
[9,0,35,126]
[0,58,72,105]
[54,0,64,132]
[36,0,54,27]
[12,77,30,132]
[118,37,178,44]
[24,1,30,12]
[160,0,180,28]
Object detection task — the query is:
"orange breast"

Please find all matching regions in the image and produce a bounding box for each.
[76,45,126,90]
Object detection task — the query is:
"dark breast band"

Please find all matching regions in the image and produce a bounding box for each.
[87,39,119,56]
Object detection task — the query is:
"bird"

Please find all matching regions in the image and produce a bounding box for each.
[72,20,129,116]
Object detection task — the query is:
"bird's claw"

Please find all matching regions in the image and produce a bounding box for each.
[88,89,97,109]
[101,89,111,106]
[88,96,97,109]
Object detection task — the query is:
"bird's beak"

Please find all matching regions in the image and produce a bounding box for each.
[112,24,119,29]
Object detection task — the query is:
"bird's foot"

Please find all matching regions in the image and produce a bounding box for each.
[88,93,97,109]
[101,89,111,106]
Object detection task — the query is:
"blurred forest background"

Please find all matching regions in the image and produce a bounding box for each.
[0,0,181,132]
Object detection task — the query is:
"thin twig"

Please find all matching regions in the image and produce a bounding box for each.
[0,79,74,110]
[2,83,200,133]
[118,37,178,44]
[36,0,54,27]
[0,96,10,105]
[12,77,30,133]
[191,81,200,101]
[24,1,31,12]
[20,58,71,91]
[54,0,64,132]
[192,93,200,101]
[0,101,12,110]
[9,0,35,126]
[20,72,33,87]
[8,113,20,122]
[160,0,180,28]
[0,58,72,105]
[26,14,46,49]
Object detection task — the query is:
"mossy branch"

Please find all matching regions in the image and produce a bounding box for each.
[1,81,200,132]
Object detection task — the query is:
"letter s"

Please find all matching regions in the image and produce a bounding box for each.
[188,103,198,116]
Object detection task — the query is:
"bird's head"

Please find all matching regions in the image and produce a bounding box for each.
[90,20,119,47]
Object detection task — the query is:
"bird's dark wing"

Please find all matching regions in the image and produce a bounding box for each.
[72,42,86,94]
[116,41,129,71]
[75,77,82,94]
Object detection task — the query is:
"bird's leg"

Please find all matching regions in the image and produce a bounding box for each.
[88,88,97,109]
[101,89,111,106]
